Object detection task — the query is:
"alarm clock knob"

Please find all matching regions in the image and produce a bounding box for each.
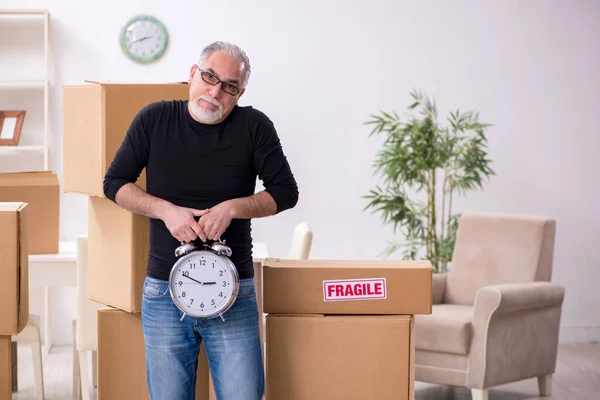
[175,242,197,257]
[211,241,232,257]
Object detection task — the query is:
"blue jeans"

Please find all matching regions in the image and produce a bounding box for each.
[141,276,264,400]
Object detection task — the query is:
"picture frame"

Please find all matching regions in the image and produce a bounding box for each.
[0,110,26,146]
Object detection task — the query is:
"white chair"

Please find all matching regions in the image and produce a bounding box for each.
[72,234,108,400]
[288,222,313,260]
[12,316,45,400]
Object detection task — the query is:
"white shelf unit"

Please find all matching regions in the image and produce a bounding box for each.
[0,10,50,173]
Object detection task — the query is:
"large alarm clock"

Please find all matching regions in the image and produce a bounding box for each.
[168,239,240,321]
[119,14,168,64]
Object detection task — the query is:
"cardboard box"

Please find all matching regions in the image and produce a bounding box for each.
[62,81,190,197]
[88,196,149,313]
[0,202,29,335]
[266,314,415,400]
[0,336,11,399]
[0,172,59,254]
[97,308,213,400]
[263,259,432,315]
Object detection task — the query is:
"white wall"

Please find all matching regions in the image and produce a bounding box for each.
[4,0,599,344]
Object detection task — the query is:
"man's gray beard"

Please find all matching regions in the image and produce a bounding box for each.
[190,96,224,123]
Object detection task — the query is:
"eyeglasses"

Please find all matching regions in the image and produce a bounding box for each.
[196,67,242,96]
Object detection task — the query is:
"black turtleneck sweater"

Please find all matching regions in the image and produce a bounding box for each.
[103,100,299,281]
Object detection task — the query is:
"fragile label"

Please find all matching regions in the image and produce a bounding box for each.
[323,278,387,301]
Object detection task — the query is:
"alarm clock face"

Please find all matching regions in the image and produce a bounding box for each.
[120,15,168,64]
[169,251,239,319]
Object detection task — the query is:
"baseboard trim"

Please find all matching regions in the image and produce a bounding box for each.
[559,324,600,343]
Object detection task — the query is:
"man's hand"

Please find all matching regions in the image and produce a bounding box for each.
[198,201,235,241]
[161,204,209,243]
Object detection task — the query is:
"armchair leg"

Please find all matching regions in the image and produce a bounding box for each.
[471,388,488,400]
[538,374,553,396]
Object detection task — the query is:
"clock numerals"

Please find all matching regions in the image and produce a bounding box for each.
[171,251,235,317]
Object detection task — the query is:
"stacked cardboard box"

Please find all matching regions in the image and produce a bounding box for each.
[0,203,30,399]
[263,258,433,400]
[63,82,191,314]
[62,81,216,399]
[0,140,60,390]
[0,172,60,254]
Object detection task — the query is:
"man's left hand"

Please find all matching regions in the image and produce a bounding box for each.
[198,201,235,241]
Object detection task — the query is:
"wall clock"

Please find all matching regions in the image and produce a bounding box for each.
[120,15,168,64]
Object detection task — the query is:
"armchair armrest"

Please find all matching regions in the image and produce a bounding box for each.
[476,282,565,315]
[469,282,565,389]
[432,273,447,304]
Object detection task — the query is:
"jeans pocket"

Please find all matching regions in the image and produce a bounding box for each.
[237,292,256,301]
[143,277,170,300]
[236,278,256,301]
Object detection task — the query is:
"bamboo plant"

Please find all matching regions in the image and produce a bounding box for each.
[363,90,495,273]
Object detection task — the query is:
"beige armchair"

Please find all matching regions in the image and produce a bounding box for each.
[414,213,565,400]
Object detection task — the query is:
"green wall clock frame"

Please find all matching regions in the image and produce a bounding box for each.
[120,14,168,64]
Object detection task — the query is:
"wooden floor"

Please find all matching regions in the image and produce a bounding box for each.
[12,342,600,399]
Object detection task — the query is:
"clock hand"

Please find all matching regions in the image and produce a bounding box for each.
[183,275,216,285]
[131,35,152,44]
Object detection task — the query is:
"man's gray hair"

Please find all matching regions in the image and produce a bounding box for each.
[197,41,251,88]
